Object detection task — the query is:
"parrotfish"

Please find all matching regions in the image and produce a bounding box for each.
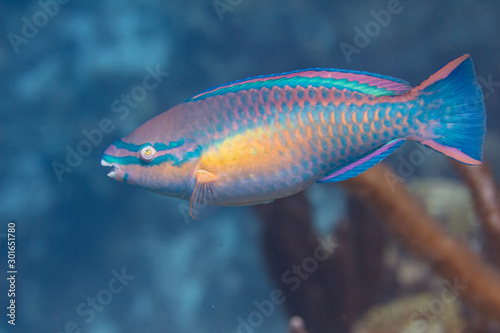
[102,54,486,218]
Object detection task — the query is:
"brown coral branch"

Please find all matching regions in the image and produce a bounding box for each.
[342,163,500,320]
[450,160,500,266]
[255,191,388,333]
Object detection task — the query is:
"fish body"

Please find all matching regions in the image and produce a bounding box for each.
[102,55,486,218]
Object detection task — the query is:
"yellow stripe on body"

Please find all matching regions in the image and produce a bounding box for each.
[199,126,293,178]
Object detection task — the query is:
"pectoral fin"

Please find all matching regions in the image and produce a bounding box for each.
[189,169,220,220]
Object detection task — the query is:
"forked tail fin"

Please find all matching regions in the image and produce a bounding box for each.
[414,54,486,165]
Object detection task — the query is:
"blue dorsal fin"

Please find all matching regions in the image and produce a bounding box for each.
[318,139,405,183]
[187,68,412,102]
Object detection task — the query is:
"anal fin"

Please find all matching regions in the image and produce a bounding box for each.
[318,139,405,183]
[225,199,275,207]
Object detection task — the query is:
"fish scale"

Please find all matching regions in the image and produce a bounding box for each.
[183,86,407,195]
[102,55,486,219]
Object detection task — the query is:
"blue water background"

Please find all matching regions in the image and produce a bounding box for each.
[0,1,499,332]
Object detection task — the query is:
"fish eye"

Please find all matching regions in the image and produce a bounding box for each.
[140,145,156,162]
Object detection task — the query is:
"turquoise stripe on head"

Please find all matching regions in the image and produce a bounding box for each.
[111,139,185,152]
[102,117,202,199]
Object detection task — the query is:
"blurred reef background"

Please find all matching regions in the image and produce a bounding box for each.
[1,0,500,332]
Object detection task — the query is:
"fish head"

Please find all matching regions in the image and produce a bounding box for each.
[101,119,202,200]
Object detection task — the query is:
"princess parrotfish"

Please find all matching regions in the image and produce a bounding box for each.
[101,54,486,219]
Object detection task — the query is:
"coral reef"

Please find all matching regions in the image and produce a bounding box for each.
[343,163,500,321]
[352,293,464,333]
[451,161,500,267]
[268,161,500,332]
[255,190,389,332]
[409,178,477,240]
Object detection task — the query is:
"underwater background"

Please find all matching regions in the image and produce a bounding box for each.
[1,0,500,332]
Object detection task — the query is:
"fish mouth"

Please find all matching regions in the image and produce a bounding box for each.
[101,159,119,178]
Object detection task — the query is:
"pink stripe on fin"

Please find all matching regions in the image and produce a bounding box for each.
[421,139,481,165]
[190,69,412,100]
[414,54,470,91]
[318,139,405,183]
